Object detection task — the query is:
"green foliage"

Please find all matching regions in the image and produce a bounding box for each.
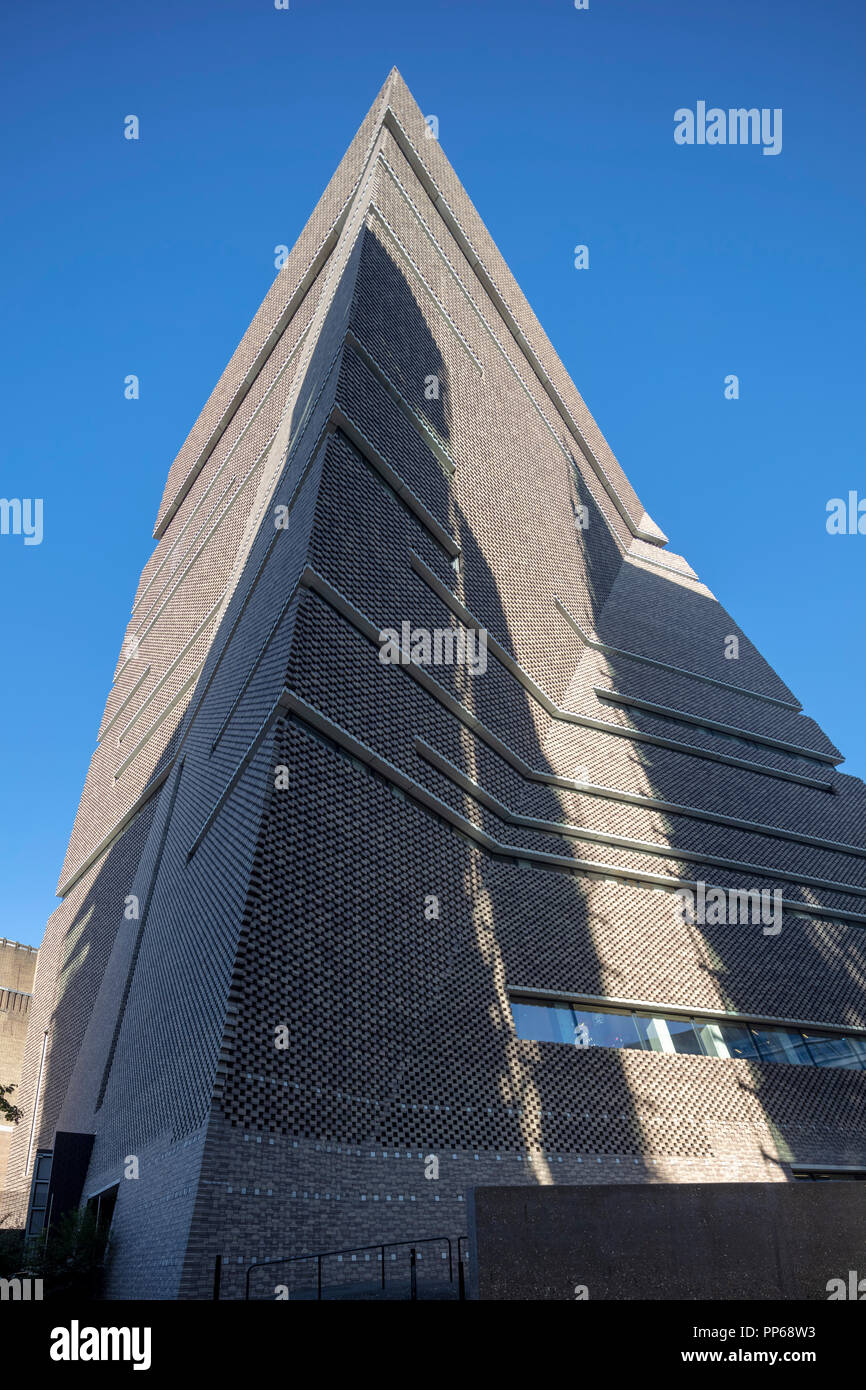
[0,1082,22,1125]
[0,1213,25,1277]
[32,1207,108,1298]
[1,1208,110,1299]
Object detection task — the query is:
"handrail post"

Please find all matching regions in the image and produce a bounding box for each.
[410,1247,417,1301]
[244,1233,461,1301]
[213,1254,222,1301]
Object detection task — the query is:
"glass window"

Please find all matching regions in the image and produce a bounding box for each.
[801,1033,860,1069]
[633,1014,702,1054]
[751,1027,812,1064]
[509,997,866,1071]
[633,1014,671,1052]
[695,1020,730,1058]
[512,1000,644,1049]
[26,1150,53,1237]
[571,1009,643,1051]
[511,1000,571,1045]
[664,1017,704,1055]
[714,1023,762,1060]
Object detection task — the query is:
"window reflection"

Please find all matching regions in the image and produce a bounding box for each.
[716,1023,761,1060]
[751,1027,812,1065]
[510,997,866,1073]
[802,1033,859,1068]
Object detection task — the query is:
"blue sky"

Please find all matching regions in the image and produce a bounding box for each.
[1,0,864,947]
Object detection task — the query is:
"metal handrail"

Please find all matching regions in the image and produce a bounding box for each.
[244,1235,456,1300]
[456,1236,471,1300]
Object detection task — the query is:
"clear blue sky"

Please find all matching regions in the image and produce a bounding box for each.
[1,0,864,947]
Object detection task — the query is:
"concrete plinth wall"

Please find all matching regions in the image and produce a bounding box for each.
[468,1184,866,1300]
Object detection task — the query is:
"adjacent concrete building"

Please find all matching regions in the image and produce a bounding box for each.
[6,70,866,1299]
[0,939,37,1202]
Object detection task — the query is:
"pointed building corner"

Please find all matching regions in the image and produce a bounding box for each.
[10,73,866,1305]
[636,510,669,547]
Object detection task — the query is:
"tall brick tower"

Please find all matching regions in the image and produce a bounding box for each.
[7,70,866,1299]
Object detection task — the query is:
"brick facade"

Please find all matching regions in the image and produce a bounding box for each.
[6,70,866,1299]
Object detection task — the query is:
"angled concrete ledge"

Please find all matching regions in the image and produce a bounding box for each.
[554,594,801,711]
[139,316,314,614]
[593,686,839,765]
[113,663,205,783]
[332,409,459,557]
[116,601,223,747]
[381,106,666,550]
[416,739,866,902]
[304,568,861,863]
[410,553,832,791]
[140,473,239,627]
[98,663,152,743]
[366,200,483,372]
[272,689,866,928]
[344,329,456,477]
[154,234,341,541]
[57,763,173,900]
[151,75,399,541]
[187,701,283,862]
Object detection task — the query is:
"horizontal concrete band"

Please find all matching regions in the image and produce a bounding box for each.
[304,567,866,862]
[592,687,838,764]
[210,555,866,884]
[59,530,866,903]
[182,650,866,927]
[415,740,866,901]
[506,985,866,1040]
[263,688,866,928]
[113,600,223,748]
[554,596,801,712]
[98,662,152,742]
[410,554,833,791]
[135,316,315,622]
[790,1165,866,1173]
